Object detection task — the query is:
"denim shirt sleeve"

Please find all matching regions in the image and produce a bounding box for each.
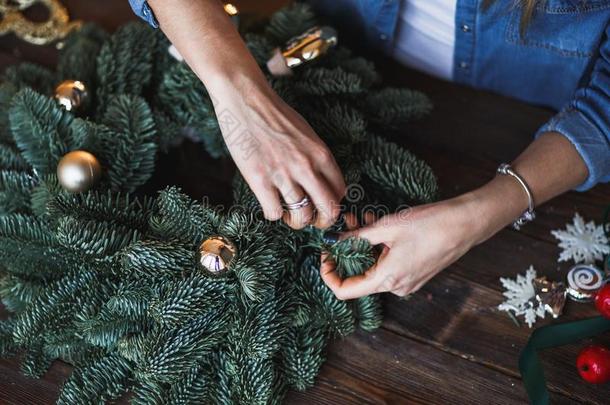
[128,0,159,28]
[535,22,610,191]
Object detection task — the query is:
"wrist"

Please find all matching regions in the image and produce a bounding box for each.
[456,174,530,245]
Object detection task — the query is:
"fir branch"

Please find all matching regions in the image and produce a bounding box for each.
[149,275,233,327]
[351,295,383,331]
[137,309,229,384]
[9,89,82,175]
[2,63,56,96]
[0,275,43,313]
[56,216,141,258]
[57,23,108,90]
[265,3,318,45]
[281,325,327,391]
[297,257,355,337]
[12,270,97,345]
[47,189,155,232]
[150,186,221,245]
[359,135,438,205]
[97,94,158,192]
[95,22,156,111]
[57,352,133,405]
[292,67,364,96]
[121,240,195,279]
[21,341,54,378]
[166,362,214,404]
[365,87,433,128]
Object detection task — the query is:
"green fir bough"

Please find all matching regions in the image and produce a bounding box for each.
[0,4,437,404]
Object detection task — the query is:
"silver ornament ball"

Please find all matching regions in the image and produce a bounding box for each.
[57,150,102,193]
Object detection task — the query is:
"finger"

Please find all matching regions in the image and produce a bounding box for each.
[320,252,382,300]
[278,183,314,230]
[249,178,283,221]
[341,219,391,246]
[302,176,341,229]
[320,164,346,202]
[343,212,358,230]
[363,211,377,226]
[311,141,345,200]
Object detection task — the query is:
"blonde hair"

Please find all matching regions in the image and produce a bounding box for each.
[484,0,541,34]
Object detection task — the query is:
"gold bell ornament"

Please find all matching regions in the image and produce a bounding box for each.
[56,150,102,193]
[267,25,338,77]
[198,236,236,274]
[54,80,88,112]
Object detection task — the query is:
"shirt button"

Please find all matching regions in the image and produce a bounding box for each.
[460,61,469,69]
[462,24,471,33]
[380,34,388,41]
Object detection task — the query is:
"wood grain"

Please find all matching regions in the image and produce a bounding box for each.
[1,0,609,404]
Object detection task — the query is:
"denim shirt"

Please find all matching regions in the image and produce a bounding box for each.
[129,0,610,191]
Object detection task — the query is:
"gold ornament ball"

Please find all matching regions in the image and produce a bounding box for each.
[54,80,88,111]
[198,236,236,274]
[57,150,102,193]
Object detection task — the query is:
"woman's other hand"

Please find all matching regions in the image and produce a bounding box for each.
[148,0,345,229]
[213,79,345,229]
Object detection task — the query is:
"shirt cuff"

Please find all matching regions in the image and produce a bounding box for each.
[128,0,159,28]
[536,107,610,191]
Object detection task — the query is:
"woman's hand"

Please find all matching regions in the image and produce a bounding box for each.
[215,79,345,229]
[320,200,479,299]
[148,0,345,229]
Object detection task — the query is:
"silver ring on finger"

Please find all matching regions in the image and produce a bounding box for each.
[282,196,311,211]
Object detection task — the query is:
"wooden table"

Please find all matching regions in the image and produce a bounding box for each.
[1,1,609,404]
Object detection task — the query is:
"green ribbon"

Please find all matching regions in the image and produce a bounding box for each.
[519,316,610,404]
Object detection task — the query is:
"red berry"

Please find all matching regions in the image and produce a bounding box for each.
[595,284,610,319]
[576,345,610,384]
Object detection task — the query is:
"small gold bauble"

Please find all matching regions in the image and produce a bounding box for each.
[54,80,88,111]
[267,26,338,77]
[198,236,236,274]
[57,150,102,193]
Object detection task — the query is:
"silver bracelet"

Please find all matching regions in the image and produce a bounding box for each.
[497,163,536,230]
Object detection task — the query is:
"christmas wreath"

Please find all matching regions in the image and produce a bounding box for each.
[0,4,438,403]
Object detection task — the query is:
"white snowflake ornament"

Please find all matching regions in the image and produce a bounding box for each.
[551,213,609,264]
[498,266,546,328]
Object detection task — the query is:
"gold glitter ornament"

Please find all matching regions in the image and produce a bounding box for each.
[56,150,101,193]
[267,26,338,76]
[54,80,88,112]
[0,0,81,45]
[198,236,236,274]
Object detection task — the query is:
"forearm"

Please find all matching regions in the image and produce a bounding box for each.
[147,0,268,94]
[461,132,588,244]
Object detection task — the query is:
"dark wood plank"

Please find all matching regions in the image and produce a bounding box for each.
[381,271,610,404]
[0,356,66,405]
[288,328,530,405]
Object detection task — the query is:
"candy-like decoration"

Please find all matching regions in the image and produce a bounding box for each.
[56,150,102,193]
[267,26,338,77]
[566,264,605,302]
[198,236,236,274]
[54,80,88,111]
